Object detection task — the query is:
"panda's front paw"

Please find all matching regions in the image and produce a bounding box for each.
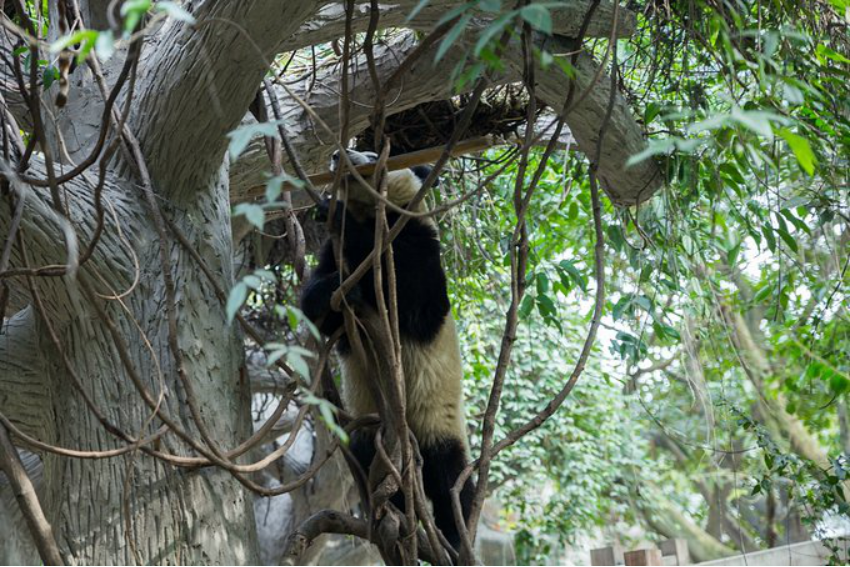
[315,197,346,230]
[314,198,331,223]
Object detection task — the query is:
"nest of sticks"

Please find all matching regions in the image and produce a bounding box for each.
[355,85,542,154]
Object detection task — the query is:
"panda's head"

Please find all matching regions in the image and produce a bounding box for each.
[330,149,437,216]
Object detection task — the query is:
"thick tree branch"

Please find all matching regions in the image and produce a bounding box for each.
[283,0,635,53]
[229,33,477,204]
[0,35,30,132]
[521,41,662,205]
[131,1,322,198]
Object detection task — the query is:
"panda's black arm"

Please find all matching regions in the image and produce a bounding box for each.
[301,207,377,336]
[386,219,451,343]
[300,242,346,336]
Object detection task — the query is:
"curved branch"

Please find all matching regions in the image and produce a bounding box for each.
[281,510,370,565]
[229,33,499,204]
[0,424,62,565]
[0,450,42,564]
[520,42,663,205]
[281,508,443,566]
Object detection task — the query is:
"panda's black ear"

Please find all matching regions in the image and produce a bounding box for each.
[411,165,439,188]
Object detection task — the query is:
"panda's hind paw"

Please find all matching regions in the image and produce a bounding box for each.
[342,282,363,307]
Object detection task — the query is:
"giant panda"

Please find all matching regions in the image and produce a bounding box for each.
[300,148,474,549]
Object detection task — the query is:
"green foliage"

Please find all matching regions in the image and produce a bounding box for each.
[459,298,650,563]
[226,268,276,323]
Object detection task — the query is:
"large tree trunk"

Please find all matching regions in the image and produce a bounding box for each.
[1,141,258,567]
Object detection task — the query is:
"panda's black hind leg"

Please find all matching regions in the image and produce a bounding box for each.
[349,428,376,486]
[350,429,407,513]
[421,438,475,551]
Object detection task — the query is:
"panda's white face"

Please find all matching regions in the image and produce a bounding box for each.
[330,149,427,212]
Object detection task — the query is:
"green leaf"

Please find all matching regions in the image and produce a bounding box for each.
[644,102,661,124]
[121,0,152,34]
[816,43,850,65]
[536,272,550,294]
[95,30,116,61]
[226,282,248,323]
[612,295,632,321]
[436,14,472,62]
[761,224,776,252]
[50,30,98,54]
[234,203,265,229]
[626,139,675,167]
[265,176,284,202]
[730,108,787,140]
[830,375,850,396]
[520,4,552,34]
[120,0,152,15]
[536,294,557,317]
[42,65,59,90]
[242,275,262,290]
[776,228,798,253]
[407,0,432,22]
[656,323,681,341]
[254,269,276,283]
[288,351,311,380]
[519,294,534,318]
[753,284,773,304]
[473,12,515,56]
[155,1,195,23]
[227,121,280,161]
[436,3,473,26]
[558,260,587,292]
[555,268,573,294]
[778,128,816,175]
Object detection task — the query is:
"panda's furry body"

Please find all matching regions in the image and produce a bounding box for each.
[300,149,475,549]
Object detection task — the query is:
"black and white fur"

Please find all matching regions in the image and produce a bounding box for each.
[300,149,474,548]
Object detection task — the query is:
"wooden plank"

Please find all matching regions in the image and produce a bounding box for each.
[305,135,502,187]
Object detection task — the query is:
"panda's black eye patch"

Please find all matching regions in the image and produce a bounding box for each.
[411,165,440,188]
